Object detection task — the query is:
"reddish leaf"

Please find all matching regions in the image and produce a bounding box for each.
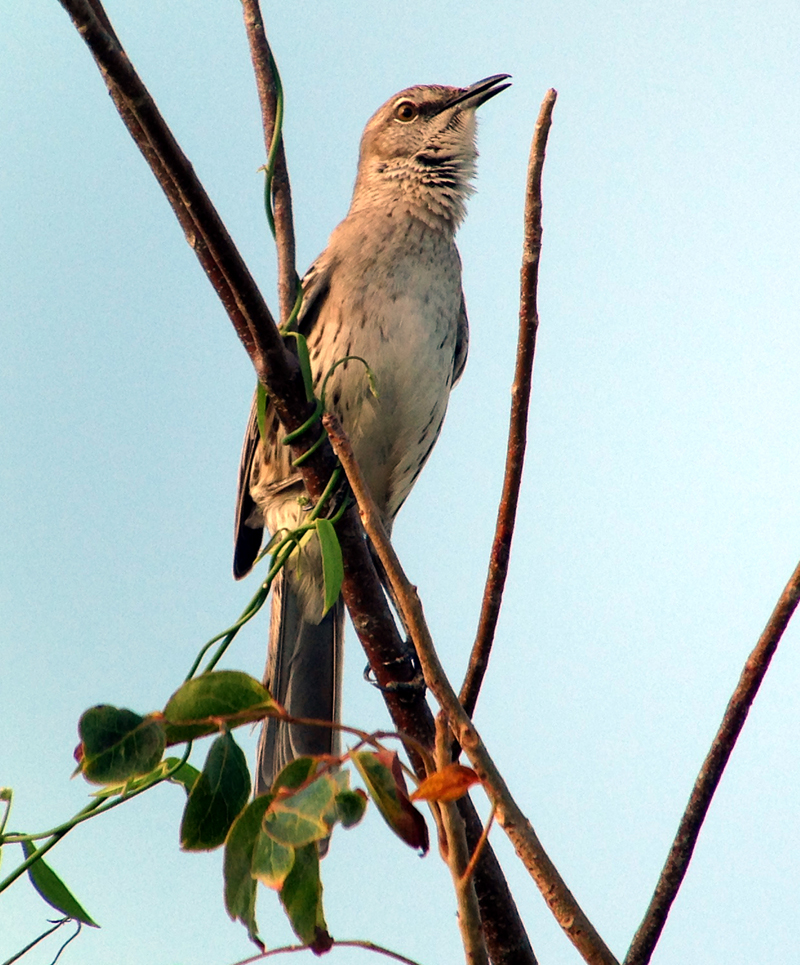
[411,764,480,802]
[352,749,428,853]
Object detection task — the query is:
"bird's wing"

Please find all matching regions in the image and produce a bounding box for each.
[452,291,470,386]
[232,257,333,579]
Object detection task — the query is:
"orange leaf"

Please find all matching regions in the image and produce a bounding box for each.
[411,764,480,802]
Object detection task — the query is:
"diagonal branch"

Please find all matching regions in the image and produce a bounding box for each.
[325,411,616,965]
[624,558,800,965]
[459,90,557,718]
[66,0,293,394]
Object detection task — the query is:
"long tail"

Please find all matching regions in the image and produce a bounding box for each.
[255,569,344,794]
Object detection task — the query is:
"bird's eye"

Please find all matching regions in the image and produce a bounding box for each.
[394,100,419,123]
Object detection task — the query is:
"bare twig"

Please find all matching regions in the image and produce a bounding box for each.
[1,917,70,965]
[462,807,496,886]
[241,0,298,323]
[624,558,800,965]
[460,89,557,718]
[325,411,616,965]
[435,715,488,965]
[228,938,424,964]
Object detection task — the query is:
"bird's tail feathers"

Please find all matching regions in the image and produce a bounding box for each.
[256,568,344,795]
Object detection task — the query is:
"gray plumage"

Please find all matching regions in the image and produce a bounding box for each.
[234,75,510,796]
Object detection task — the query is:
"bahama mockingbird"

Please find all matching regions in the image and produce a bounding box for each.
[233,74,510,794]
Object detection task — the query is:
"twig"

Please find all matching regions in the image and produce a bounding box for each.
[461,808,496,886]
[624,558,800,965]
[459,89,557,718]
[435,715,488,965]
[1,917,69,965]
[324,411,616,965]
[240,0,298,324]
[228,937,425,964]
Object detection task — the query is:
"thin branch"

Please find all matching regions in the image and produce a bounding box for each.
[462,808,496,886]
[325,411,615,965]
[1,917,69,965]
[240,0,299,324]
[435,715,488,965]
[228,938,424,964]
[624,558,800,965]
[460,89,557,718]
[457,795,536,965]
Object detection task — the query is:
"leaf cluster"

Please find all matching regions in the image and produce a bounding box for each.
[4,670,450,953]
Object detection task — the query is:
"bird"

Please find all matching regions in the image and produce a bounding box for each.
[233,74,510,796]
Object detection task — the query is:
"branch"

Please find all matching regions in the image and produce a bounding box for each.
[460,89,556,717]
[624,558,800,965]
[324,412,616,965]
[434,716,488,965]
[229,938,425,965]
[457,796,537,965]
[241,0,298,324]
[63,1,293,396]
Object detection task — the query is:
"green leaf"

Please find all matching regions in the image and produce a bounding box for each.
[252,829,295,890]
[335,788,368,828]
[256,382,269,446]
[352,749,429,853]
[279,842,332,952]
[223,795,272,948]
[165,758,201,795]
[295,333,314,401]
[78,706,166,785]
[22,841,98,927]
[180,732,251,851]
[0,786,12,843]
[164,670,275,744]
[272,757,318,793]
[264,776,336,848]
[315,518,343,615]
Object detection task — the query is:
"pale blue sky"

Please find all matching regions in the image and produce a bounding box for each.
[3,2,800,964]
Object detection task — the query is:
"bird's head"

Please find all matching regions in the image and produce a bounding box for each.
[351,74,511,231]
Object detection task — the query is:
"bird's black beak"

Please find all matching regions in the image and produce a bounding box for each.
[439,74,512,114]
